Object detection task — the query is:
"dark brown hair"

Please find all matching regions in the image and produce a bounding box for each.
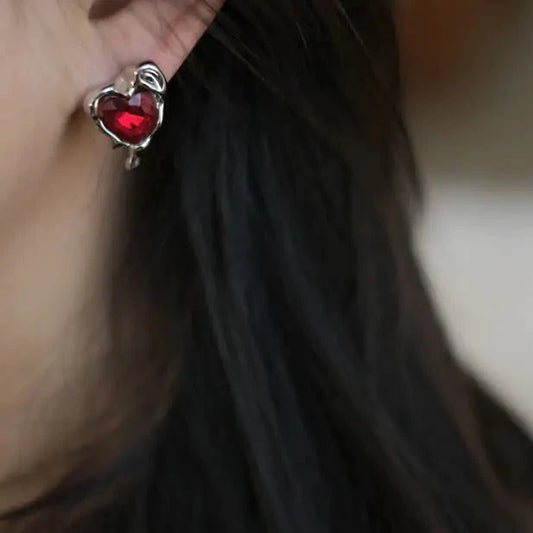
[4,0,533,531]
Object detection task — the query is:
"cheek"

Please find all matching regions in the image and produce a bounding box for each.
[0,64,63,225]
[0,13,72,225]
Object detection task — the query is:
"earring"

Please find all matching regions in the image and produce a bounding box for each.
[84,61,167,170]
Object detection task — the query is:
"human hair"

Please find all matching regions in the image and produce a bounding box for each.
[3,0,533,531]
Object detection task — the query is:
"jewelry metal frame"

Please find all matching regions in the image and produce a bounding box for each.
[84,61,167,170]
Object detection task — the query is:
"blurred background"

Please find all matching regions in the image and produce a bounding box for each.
[396,0,533,432]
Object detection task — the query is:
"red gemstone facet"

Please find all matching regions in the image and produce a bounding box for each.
[97,91,159,145]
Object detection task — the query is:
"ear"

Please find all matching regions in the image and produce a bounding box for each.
[75,0,221,101]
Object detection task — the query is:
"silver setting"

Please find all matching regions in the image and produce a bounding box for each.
[84,61,167,171]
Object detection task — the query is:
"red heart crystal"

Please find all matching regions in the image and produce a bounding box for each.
[96,91,159,145]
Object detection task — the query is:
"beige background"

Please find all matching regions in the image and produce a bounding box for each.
[408,2,533,434]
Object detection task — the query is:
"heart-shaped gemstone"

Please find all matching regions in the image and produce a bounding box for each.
[96,91,159,145]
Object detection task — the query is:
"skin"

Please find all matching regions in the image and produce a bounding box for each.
[0,0,219,513]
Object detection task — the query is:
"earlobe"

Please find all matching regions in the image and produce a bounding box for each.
[74,0,222,165]
[85,0,221,86]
